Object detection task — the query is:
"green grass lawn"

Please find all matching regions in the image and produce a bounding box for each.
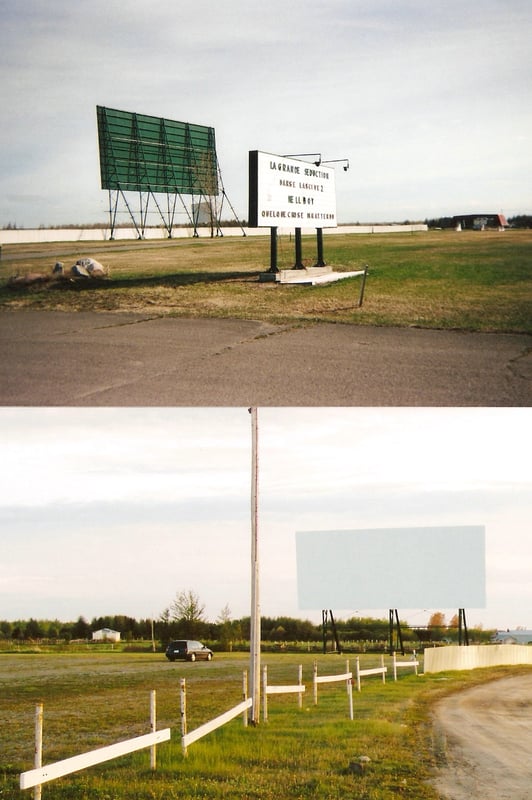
[1,652,530,799]
[1,230,531,333]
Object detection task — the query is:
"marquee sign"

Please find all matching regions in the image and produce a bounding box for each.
[248,151,337,228]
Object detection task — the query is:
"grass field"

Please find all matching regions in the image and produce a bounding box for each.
[1,652,530,800]
[1,230,531,333]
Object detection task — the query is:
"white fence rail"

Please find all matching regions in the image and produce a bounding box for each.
[355,655,387,691]
[181,699,252,752]
[20,729,171,791]
[20,692,169,796]
[392,651,419,680]
[312,660,354,720]
[180,676,252,755]
[262,664,305,720]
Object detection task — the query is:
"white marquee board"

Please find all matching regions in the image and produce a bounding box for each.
[296,526,486,609]
[248,151,337,228]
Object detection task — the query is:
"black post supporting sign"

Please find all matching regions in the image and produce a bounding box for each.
[322,609,342,654]
[458,608,469,646]
[269,227,279,273]
[293,228,304,269]
[315,228,326,267]
[389,609,405,655]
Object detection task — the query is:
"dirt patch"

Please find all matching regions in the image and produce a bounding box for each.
[432,673,532,799]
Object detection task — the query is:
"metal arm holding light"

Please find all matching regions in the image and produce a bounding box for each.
[321,158,350,172]
[282,155,349,171]
[283,153,322,166]
[314,158,349,266]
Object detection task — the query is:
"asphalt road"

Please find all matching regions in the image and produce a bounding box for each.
[1,311,530,406]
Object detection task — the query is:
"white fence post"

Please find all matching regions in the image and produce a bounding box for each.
[262,665,268,722]
[180,678,188,757]
[262,665,306,714]
[34,703,43,800]
[356,657,361,692]
[346,660,353,721]
[392,651,419,679]
[313,661,318,705]
[150,690,156,770]
[381,654,386,683]
[243,670,248,727]
[312,663,353,718]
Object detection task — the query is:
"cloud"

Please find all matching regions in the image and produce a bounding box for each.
[1,406,531,626]
[259,407,531,491]
[0,407,251,507]
[1,1,530,225]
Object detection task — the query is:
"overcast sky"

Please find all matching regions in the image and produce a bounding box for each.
[1,0,531,228]
[1,406,530,632]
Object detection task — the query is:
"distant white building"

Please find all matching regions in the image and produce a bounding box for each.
[192,201,213,225]
[491,629,532,645]
[92,628,121,642]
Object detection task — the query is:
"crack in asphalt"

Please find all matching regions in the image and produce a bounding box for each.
[2,312,530,405]
[210,322,305,357]
[64,321,303,402]
[86,314,165,330]
[508,345,532,380]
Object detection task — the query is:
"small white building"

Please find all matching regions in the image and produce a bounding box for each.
[491,629,532,645]
[92,628,121,642]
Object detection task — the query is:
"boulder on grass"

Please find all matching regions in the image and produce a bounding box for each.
[71,263,91,278]
[72,258,107,278]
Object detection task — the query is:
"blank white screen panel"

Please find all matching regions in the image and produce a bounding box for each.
[296,526,486,609]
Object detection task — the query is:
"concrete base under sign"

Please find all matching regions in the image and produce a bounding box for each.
[259,267,366,285]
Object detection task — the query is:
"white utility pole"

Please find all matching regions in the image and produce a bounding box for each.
[249,407,261,724]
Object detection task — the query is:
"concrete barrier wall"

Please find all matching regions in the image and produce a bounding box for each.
[1,224,427,246]
[424,644,532,673]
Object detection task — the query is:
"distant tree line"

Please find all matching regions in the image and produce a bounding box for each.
[425,215,532,229]
[0,603,493,648]
[506,214,532,228]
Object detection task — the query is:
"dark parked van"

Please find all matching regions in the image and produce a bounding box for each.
[165,640,213,662]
